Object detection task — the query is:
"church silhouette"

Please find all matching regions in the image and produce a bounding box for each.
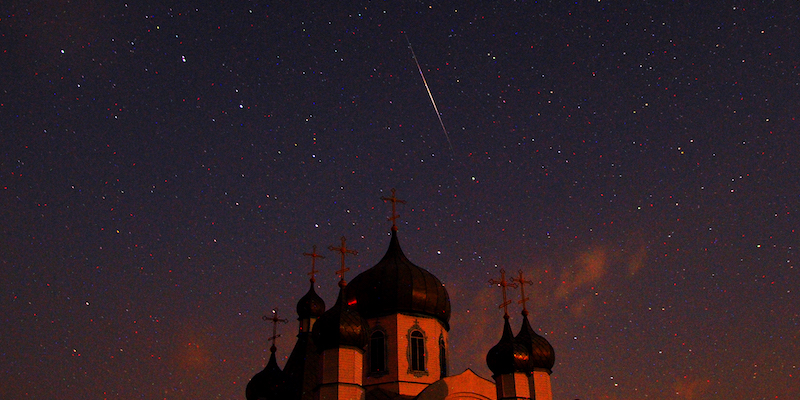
[246,191,555,400]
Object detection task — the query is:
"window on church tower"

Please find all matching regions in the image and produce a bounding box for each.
[410,331,425,371]
[370,331,386,374]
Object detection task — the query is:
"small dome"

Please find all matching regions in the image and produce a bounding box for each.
[346,230,451,330]
[486,316,530,376]
[312,288,369,351]
[246,347,285,400]
[515,315,555,371]
[297,283,326,319]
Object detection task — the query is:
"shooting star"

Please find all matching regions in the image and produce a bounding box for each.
[405,35,455,157]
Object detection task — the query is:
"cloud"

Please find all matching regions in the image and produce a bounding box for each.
[556,247,608,300]
[171,322,215,372]
[448,286,503,378]
[673,375,712,399]
[626,242,648,276]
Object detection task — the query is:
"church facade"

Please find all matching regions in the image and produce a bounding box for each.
[246,201,556,400]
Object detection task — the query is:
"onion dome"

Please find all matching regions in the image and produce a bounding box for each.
[345,229,451,330]
[297,283,326,320]
[487,316,531,376]
[515,315,555,371]
[311,287,369,351]
[246,346,285,400]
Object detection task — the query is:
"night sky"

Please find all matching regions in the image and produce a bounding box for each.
[2,2,798,399]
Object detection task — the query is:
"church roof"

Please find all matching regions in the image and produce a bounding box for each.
[245,347,285,400]
[345,229,451,330]
[515,314,555,371]
[311,287,369,351]
[414,368,496,400]
[486,316,530,376]
[296,283,325,320]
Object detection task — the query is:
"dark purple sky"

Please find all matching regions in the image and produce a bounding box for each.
[2,2,798,399]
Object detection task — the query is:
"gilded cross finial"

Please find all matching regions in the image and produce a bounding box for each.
[303,245,325,284]
[328,236,357,287]
[262,308,288,353]
[489,268,518,318]
[512,269,533,316]
[381,188,407,231]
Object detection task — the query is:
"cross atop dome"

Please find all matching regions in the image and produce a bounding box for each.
[512,269,533,317]
[303,245,325,284]
[381,188,407,231]
[262,308,288,353]
[489,269,518,318]
[328,236,357,287]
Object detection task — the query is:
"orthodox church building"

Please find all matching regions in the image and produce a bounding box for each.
[246,192,556,400]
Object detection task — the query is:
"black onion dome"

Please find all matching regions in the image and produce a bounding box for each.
[345,230,451,330]
[515,315,555,371]
[487,316,531,376]
[246,348,285,400]
[297,283,326,319]
[311,288,369,351]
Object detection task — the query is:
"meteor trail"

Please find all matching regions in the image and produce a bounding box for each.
[405,35,455,157]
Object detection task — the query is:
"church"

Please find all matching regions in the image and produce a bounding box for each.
[246,191,556,400]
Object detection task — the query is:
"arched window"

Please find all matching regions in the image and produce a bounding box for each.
[370,331,387,374]
[410,331,425,371]
[439,334,447,378]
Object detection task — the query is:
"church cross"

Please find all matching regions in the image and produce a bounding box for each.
[262,308,288,352]
[512,269,533,317]
[489,269,518,318]
[328,236,357,287]
[381,188,407,231]
[303,245,325,283]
